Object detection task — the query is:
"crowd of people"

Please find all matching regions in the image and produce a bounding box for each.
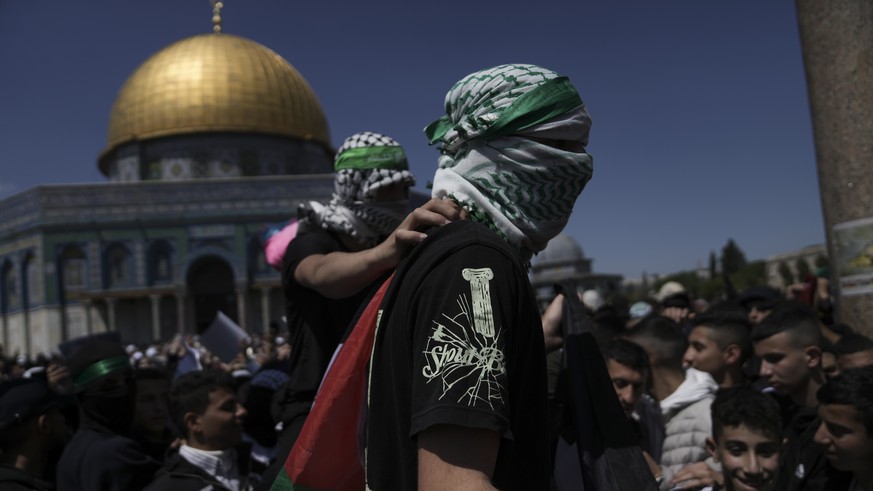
[1,63,872,491]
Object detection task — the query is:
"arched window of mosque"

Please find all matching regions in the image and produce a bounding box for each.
[105,244,132,288]
[2,260,19,309]
[61,246,87,290]
[25,254,41,304]
[148,241,174,284]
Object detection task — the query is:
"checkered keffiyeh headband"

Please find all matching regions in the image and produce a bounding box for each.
[301,132,415,247]
[425,64,594,262]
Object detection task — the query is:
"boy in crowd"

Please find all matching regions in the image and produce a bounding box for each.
[625,315,718,489]
[683,309,752,389]
[738,286,783,325]
[603,337,664,471]
[703,386,784,491]
[833,333,873,373]
[0,379,69,490]
[146,370,253,491]
[814,367,873,491]
[751,301,852,491]
[131,367,174,463]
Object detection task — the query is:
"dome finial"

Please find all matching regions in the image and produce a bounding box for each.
[211,0,223,33]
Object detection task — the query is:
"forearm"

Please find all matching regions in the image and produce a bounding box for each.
[295,242,395,299]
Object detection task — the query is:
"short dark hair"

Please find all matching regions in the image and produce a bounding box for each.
[833,333,873,357]
[625,315,686,370]
[711,386,782,443]
[817,367,873,436]
[168,370,234,438]
[750,301,822,349]
[603,337,650,374]
[691,310,752,362]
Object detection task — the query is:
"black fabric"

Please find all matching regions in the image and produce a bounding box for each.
[262,228,379,489]
[144,444,255,491]
[552,280,659,491]
[366,220,550,490]
[0,463,55,491]
[56,424,159,491]
[0,379,63,430]
[272,229,372,437]
[777,404,853,491]
[131,427,177,464]
[66,340,128,391]
[77,376,136,435]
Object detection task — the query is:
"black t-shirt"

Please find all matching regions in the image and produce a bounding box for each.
[275,229,372,427]
[776,402,853,491]
[366,220,551,490]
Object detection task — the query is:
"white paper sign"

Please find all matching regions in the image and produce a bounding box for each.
[200,311,250,363]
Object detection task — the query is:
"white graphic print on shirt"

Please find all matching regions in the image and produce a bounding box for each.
[421,267,507,410]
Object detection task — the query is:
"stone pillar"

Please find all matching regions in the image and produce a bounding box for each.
[176,291,187,335]
[150,295,161,342]
[1,314,7,352]
[236,286,248,332]
[106,298,117,331]
[83,299,93,335]
[795,0,873,335]
[260,287,271,334]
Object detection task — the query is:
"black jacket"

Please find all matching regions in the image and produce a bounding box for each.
[56,422,159,491]
[778,404,853,491]
[0,464,55,491]
[144,444,255,491]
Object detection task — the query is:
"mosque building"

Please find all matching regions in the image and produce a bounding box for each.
[0,14,620,357]
[0,18,340,356]
[529,233,623,310]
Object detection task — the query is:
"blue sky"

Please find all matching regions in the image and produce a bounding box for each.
[0,1,825,279]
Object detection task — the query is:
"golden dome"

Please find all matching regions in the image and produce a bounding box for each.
[100,33,330,173]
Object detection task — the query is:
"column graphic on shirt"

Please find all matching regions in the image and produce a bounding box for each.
[421,267,506,409]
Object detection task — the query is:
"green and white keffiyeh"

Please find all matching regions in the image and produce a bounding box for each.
[425,64,594,261]
[300,132,415,247]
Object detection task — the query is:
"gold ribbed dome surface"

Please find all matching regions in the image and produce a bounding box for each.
[103,33,329,159]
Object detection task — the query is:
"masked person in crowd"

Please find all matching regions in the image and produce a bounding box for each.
[56,340,159,491]
[270,132,462,467]
[365,63,594,490]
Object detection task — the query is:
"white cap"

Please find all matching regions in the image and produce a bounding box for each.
[145,346,159,358]
[581,290,604,311]
[23,366,46,379]
[654,281,686,303]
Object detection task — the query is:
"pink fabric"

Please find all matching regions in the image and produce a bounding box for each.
[264,220,299,271]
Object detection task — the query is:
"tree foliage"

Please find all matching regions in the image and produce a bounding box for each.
[778,261,794,287]
[720,239,748,276]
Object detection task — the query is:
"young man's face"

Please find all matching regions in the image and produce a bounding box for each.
[683,326,727,376]
[837,350,873,372]
[134,378,170,436]
[748,306,771,325]
[814,403,873,473]
[753,331,815,398]
[711,424,781,491]
[606,359,646,417]
[195,387,247,450]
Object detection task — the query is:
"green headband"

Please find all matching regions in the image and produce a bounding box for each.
[425,76,583,144]
[73,355,130,390]
[334,146,409,171]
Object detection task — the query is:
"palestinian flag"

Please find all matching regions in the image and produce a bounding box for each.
[271,275,392,491]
